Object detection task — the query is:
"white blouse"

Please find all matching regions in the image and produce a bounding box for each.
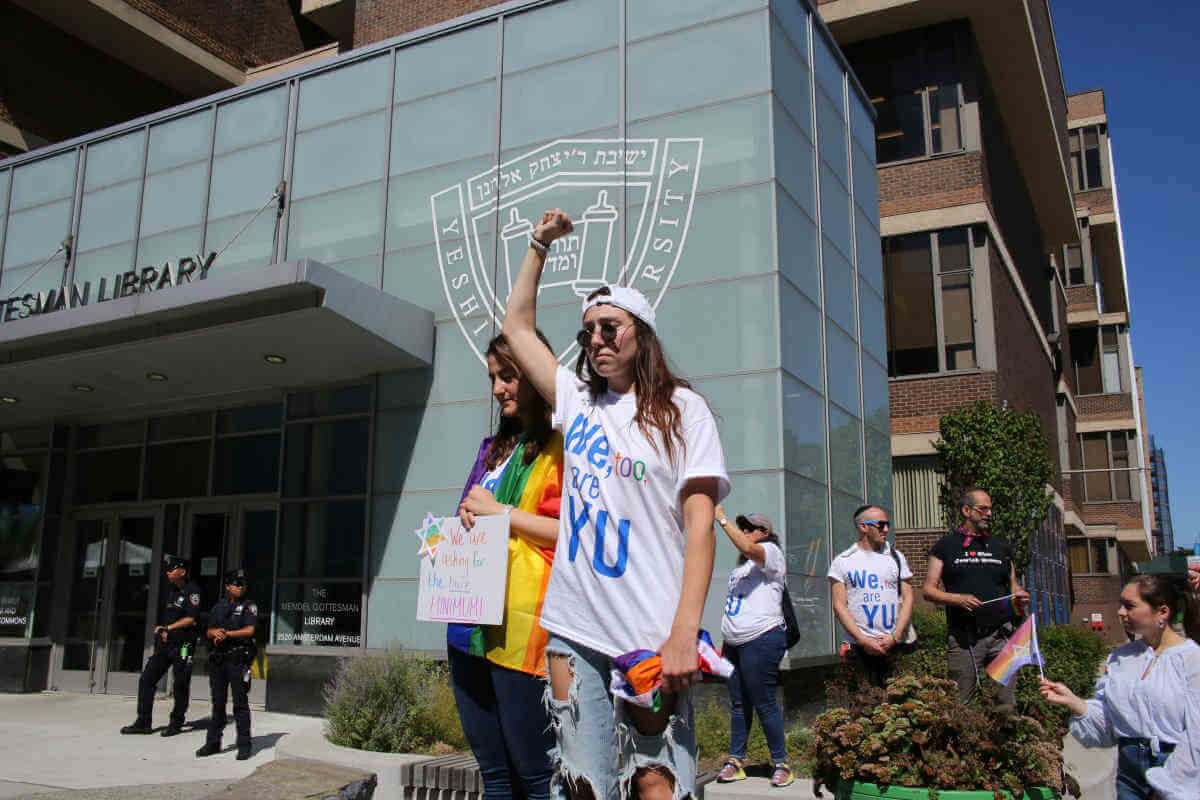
[1069,638,1200,800]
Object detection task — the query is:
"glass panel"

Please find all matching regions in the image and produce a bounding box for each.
[107,516,155,673]
[149,412,211,441]
[852,143,878,220]
[0,583,35,637]
[781,282,823,390]
[865,426,892,506]
[215,86,287,154]
[76,181,141,252]
[390,82,496,175]
[277,501,365,578]
[274,580,362,646]
[938,228,970,272]
[218,404,282,433]
[627,12,768,121]
[926,26,960,154]
[144,441,210,499]
[629,0,763,39]
[147,111,213,173]
[287,385,371,418]
[772,22,811,138]
[1081,434,1110,501]
[1070,328,1102,395]
[139,162,207,238]
[774,100,816,217]
[941,272,976,370]
[206,140,284,221]
[505,0,617,73]
[849,79,876,157]
[85,130,147,190]
[11,152,76,210]
[297,54,391,132]
[242,508,276,661]
[855,47,923,163]
[203,210,275,273]
[812,28,845,106]
[284,419,370,497]
[884,232,937,376]
[783,374,826,482]
[862,354,889,434]
[395,22,496,103]
[778,188,820,303]
[214,434,281,495]
[829,406,863,495]
[2,199,73,271]
[823,241,856,335]
[785,473,828,578]
[32,583,52,638]
[188,511,227,622]
[79,420,143,448]
[1,452,47,580]
[1084,128,1103,189]
[819,163,852,261]
[1069,131,1083,193]
[1065,244,1084,285]
[286,181,384,266]
[859,282,887,364]
[1067,540,1088,573]
[1112,433,1131,500]
[826,323,860,415]
[63,519,107,669]
[292,111,387,199]
[816,84,848,185]
[1093,541,1109,574]
[74,449,141,504]
[502,50,618,148]
[137,226,202,268]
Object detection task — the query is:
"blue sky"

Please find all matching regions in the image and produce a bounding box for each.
[1052,1,1200,552]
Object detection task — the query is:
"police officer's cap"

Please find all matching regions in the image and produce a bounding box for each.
[224,567,248,585]
[164,554,190,572]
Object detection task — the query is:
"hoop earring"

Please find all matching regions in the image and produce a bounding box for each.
[1158,619,1166,630]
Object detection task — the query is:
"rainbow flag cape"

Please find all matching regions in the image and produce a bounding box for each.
[609,630,735,710]
[446,433,564,677]
[986,614,1045,687]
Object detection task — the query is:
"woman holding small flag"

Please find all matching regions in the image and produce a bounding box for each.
[1040,574,1200,800]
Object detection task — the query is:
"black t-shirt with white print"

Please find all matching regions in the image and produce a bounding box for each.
[929,531,1014,636]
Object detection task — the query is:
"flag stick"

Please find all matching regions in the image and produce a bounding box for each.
[1033,613,1046,680]
[977,593,1016,606]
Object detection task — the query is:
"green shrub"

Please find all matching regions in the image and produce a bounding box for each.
[694,699,815,775]
[323,649,467,753]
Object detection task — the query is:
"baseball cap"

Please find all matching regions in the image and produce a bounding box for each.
[735,512,774,537]
[582,285,656,332]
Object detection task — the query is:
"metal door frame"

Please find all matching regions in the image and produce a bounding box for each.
[54,507,163,694]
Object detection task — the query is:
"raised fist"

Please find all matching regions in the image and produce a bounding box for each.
[534,209,574,243]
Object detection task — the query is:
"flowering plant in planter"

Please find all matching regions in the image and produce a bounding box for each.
[808,674,1079,799]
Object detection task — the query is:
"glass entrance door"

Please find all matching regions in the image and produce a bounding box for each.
[58,511,161,693]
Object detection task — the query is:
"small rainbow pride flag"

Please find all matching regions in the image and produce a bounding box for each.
[986,614,1045,687]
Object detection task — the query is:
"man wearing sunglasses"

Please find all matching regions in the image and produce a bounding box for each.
[924,488,1029,708]
[196,567,258,760]
[828,506,914,687]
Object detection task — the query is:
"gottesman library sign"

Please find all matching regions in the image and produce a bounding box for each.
[1,252,218,324]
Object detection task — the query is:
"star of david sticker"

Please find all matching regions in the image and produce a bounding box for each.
[415,512,443,560]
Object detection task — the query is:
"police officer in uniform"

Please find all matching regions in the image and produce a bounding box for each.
[121,555,201,736]
[196,567,257,760]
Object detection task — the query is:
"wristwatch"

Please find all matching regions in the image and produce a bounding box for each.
[716,516,729,527]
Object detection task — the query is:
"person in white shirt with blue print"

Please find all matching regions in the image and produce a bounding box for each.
[1040,573,1200,800]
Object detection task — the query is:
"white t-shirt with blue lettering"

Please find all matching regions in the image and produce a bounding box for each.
[826,542,913,642]
[542,365,730,658]
[479,449,514,495]
[720,542,786,647]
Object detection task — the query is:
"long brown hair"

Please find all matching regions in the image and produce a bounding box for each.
[574,287,694,466]
[1131,573,1200,645]
[483,331,554,471]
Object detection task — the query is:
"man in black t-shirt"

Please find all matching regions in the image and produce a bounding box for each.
[923,488,1029,707]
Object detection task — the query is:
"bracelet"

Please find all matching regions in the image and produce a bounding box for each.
[529,234,549,254]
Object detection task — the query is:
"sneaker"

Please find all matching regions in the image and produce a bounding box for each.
[195,742,222,757]
[120,722,153,735]
[770,763,794,787]
[716,758,746,783]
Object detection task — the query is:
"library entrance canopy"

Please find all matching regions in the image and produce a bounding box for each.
[0,259,433,426]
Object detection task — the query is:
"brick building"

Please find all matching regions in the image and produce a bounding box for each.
[816,1,1155,629]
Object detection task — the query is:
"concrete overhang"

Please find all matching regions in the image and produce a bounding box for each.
[11,0,245,97]
[1116,527,1152,562]
[301,0,356,43]
[819,0,1078,247]
[1075,418,1137,434]
[0,260,433,427]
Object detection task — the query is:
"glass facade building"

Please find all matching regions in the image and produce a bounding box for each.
[0,0,883,706]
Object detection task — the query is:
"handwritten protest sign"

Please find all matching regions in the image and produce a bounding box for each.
[415,512,509,625]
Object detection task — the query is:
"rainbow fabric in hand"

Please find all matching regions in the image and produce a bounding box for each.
[609,630,735,710]
[986,614,1044,687]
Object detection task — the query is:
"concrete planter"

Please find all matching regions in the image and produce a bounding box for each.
[837,781,1059,800]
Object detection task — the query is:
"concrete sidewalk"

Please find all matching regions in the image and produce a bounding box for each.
[703,737,1117,800]
[0,693,323,798]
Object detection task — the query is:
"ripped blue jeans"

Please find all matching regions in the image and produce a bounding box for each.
[545,634,696,800]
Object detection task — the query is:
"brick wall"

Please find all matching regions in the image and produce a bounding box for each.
[1070,574,1126,645]
[990,238,1062,491]
[877,152,985,218]
[895,529,943,594]
[1067,90,1105,121]
[1066,285,1097,312]
[1077,393,1133,420]
[354,0,503,47]
[889,372,999,434]
[1080,503,1143,529]
[1074,188,1113,217]
[124,0,331,68]
[0,2,185,145]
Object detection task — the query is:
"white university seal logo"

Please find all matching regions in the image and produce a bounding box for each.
[432,138,703,364]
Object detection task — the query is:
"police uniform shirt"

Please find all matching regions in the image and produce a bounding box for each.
[165,582,203,643]
[207,597,258,650]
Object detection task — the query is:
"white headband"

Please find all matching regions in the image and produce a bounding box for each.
[580,285,656,332]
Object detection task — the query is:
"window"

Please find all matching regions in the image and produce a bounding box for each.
[1069,125,1107,192]
[1068,538,1111,575]
[882,226,977,377]
[891,455,942,529]
[1067,539,1088,573]
[1063,244,1084,286]
[845,24,962,165]
[1069,325,1123,395]
[1077,430,1137,503]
